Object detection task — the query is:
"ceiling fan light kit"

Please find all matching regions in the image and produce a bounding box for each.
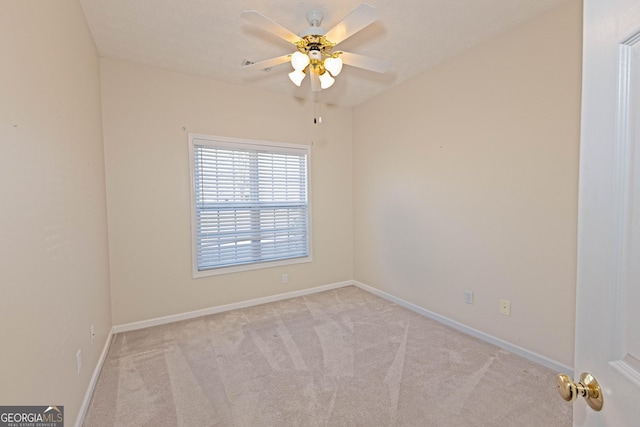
[291,51,310,71]
[318,70,335,89]
[241,3,390,93]
[324,56,343,76]
[288,34,342,88]
[288,69,306,86]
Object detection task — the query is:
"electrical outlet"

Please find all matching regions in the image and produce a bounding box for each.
[499,299,511,316]
[464,290,474,304]
[90,325,95,344]
[282,274,288,284]
[76,349,82,375]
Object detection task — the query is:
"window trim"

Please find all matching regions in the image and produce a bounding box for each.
[188,133,312,278]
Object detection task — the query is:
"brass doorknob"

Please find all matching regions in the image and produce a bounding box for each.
[556,372,603,411]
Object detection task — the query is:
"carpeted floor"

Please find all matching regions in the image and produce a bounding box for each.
[84,286,572,426]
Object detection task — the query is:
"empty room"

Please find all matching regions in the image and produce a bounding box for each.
[2,0,638,425]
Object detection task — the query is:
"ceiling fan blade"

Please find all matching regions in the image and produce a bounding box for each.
[241,10,301,44]
[310,71,321,92]
[340,51,390,73]
[242,54,292,71]
[324,3,379,45]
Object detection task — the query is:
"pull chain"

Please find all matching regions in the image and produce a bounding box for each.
[313,102,322,124]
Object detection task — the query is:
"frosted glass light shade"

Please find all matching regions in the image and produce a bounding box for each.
[288,70,306,86]
[324,56,343,76]
[319,71,335,89]
[291,52,310,71]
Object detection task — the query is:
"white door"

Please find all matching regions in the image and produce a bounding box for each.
[573,0,640,424]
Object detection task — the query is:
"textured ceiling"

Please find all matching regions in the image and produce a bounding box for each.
[80,0,569,108]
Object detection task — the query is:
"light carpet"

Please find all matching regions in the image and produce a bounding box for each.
[84,286,572,426]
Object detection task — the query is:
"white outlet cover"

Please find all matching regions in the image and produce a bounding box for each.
[464,290,474,304]
[499,299,511,316]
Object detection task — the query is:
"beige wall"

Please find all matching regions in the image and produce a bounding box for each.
[0,1,581,418]
[100,59,354,325]
[352,0,582,367]
[0,1,112,424]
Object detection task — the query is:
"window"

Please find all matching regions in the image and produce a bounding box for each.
[189,134,311,277]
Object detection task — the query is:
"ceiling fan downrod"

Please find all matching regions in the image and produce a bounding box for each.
[306,9,324,28]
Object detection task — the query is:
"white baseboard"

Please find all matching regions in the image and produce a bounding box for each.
[74,328,114,427]
[353,280,574,376]
[102,278,570,407]
[113,280,354,334]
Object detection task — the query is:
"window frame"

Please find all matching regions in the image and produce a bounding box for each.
[188,133,312,278]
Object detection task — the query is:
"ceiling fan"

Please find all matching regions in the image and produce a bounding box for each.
[241,3,390,92]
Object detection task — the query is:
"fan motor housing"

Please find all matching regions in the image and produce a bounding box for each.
[308,49,322,61]
[295,35,335,57]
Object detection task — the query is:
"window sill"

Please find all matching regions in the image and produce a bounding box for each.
[192,256,312,278]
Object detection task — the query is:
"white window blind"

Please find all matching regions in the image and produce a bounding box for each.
[189,135,310,275]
